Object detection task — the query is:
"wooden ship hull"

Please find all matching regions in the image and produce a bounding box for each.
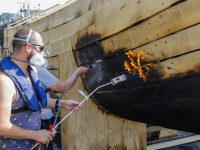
[3,0,200,149]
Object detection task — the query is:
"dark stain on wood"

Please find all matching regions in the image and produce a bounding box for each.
[74,33,200,134]
[74,33,126,65]
[75,33,102,50]
[99,96,200,134]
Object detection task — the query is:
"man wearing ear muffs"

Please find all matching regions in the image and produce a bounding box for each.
[0,28,82,150]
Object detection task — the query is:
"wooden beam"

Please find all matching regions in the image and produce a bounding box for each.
[73,0,200,62]
[8,10,44,28]
[39,0,137,45]
[5,4,66,38]
[147,135,200,150]
[151,129,177,139]
[12,3,67,29]
[75,20,200,66]
[93,75,200,105]
[27,0,100,31]
[72,0,180,50]
[45,0,181,57]
[80,46,200,95]
[5,0,101,39]
[147,126,166,133]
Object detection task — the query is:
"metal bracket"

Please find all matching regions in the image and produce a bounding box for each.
[78,90,89,101]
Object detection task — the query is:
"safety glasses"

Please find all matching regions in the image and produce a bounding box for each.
[23,43,44,52]
[31,43,44,52]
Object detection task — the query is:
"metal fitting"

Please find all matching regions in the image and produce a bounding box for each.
[111,74,127,85]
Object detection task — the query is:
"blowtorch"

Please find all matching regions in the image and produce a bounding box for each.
[30,74,127,150]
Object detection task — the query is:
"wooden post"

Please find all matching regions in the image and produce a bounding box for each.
[59,51,146,150]
[151,129,178,140]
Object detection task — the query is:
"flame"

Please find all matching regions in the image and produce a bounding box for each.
[124,51,152,82]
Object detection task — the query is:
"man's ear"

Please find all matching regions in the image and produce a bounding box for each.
[24,44,32,54]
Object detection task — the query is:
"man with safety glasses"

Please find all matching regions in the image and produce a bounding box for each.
[0,28,81,150]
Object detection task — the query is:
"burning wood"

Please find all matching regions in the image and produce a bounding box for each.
[124,51,152,82]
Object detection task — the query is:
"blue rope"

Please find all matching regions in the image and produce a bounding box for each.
[46,92,64,149]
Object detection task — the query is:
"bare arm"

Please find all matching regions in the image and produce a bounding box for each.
[0,72,54,144]
[45,97,81,112]
[50,67,88,93]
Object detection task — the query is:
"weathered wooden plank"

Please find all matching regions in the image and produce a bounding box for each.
[46,55,59,70]
[60,51,146,150]
[75,21,200,66]
[147,126,166,133]
[58,51,68,149]
[81,48,200,94]
[72,0,181,50]
[5,0,101,39]
[44,0,181,57]
[6,0,121,53]
[99,96,200,134]
[5,3,69,41]
[25,4,67,25]
[7,10,44,27]
[73,0,200,60]
[147,135,200,150]
[92,75,200,105]
[11,2,71,29]
[48,69,59,79]
[151,129,177,139]
[40,0,139,46]
[27,0,102,30]
[8,10,45,28]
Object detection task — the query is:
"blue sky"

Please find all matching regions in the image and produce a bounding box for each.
[0,0,69,14]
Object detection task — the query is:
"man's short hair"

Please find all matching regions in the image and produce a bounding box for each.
[12,28,38,53]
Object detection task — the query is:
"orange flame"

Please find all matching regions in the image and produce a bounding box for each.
[124,51,152,82]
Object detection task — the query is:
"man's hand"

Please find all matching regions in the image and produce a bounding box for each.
[77,67,88,75]
[59,100,81,112]
[32,130,55,144]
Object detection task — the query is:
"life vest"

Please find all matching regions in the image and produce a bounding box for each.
[0,56,47,112]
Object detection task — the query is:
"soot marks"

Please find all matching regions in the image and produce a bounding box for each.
[75,33,126,66]
[125,76,200,104]
[75,42,105,65]
[166,67,200,82]
[75,33,102,50]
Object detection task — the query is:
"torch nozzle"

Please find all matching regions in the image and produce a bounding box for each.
[86,65,93,69]
[111,74,127,85]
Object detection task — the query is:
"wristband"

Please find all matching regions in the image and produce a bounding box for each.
[55,99,60,112]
